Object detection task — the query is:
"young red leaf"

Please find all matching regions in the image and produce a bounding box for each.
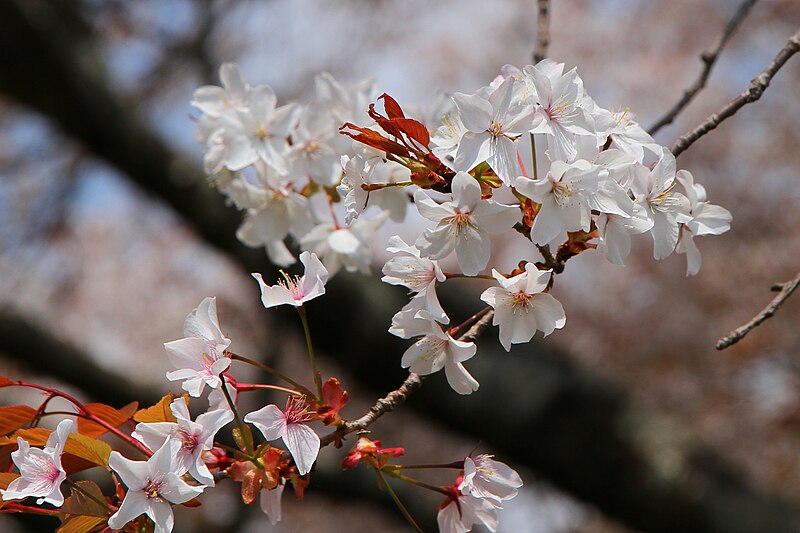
[379,93,405,119]
[318,378,349,426]
[339,123,410,158]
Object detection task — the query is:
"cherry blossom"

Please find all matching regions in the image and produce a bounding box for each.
[415,172,519,276]
[382,236,448,324]
[244,397,320,475]
[459,454,523,506]
[392,312,479,395]
[1,419,73,507]
[480,264,566,351]
[675,170,732,275]
[220,86,301,174]
[437,493,499,533]
[630,151,690,260]
[252,251,328,309]
[164,297,231,397]
[108,440,204,533]
[301,212,388,276]
[260,482,285,525]
[453,76,536,184]
[526,62,594,162]
[132,398,233,486]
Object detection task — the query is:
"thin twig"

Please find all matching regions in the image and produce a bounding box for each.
[670,29,800,158]
[716,272,800,350]
[320,309,495,447]
[648,0,758,135]
[533,0,550,63]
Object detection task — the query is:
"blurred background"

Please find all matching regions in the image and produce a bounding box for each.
[0,0,799,531]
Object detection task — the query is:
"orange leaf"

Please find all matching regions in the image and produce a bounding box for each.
[0,405,37,435]
[0,428,111,472]
[57,515,106,533]
[0,472,20,490]
[65,432,112,468]
[59,480,107,518]
[77,402,138,438]
[133,393,185,423]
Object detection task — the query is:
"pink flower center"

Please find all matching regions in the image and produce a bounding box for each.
[283,397,316,425]
[143,478,165,500]
[278,271,306,301]
[178,428,200,453]
[545,99,571,123]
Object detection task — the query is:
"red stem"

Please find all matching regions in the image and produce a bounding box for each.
[2,380,153,457]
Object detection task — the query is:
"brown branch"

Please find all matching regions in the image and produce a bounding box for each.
[533,0,550,63]
[716,272,800,350]
[648,0,758,135]
[320,308,495,448]
[670,28,800,158]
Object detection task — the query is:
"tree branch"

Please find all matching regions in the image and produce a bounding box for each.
[670,28,800,158]
[533,0,551,63]
[320,309,494,448]
[0,309,161,406]
[716,271,800,350]
[648,0,758,135]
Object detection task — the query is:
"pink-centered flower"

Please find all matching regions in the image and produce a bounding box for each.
[108,440,204,533]
[252,251,328,308]
[459,454,523,506]
[244,397,320,475]
[415,172,520,276]
[438,492,499,533]
[382,236,448,324]
[1,419,73,507]
[132,398,233,487]
[165,297,231,397]
[480,264,566,351]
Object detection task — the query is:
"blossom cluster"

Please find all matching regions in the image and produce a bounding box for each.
[192,60,731,395]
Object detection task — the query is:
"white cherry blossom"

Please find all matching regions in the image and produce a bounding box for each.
[1,419,73,507]
[459,454,523,506]
[131,398,233,487]
[165,297,231,397]
[393,312,479,395]
[437,493,499,533]
[526,63,594,162]
[244,398,320,475]
[453,76,536,184]
[382,236,447,324]
[630,151,690,260]
[108,440,204,533]
[480,264,566,351]
[252,251,328,308]
[415,172,519,276]
[301,212,388,276]
[675,170,732,275]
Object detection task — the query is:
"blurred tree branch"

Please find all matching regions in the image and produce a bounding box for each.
[648,0,758,135]
[0,309,160,406]
[533,0,550,63]
[670,27,800,157]
[716,271,800,350]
